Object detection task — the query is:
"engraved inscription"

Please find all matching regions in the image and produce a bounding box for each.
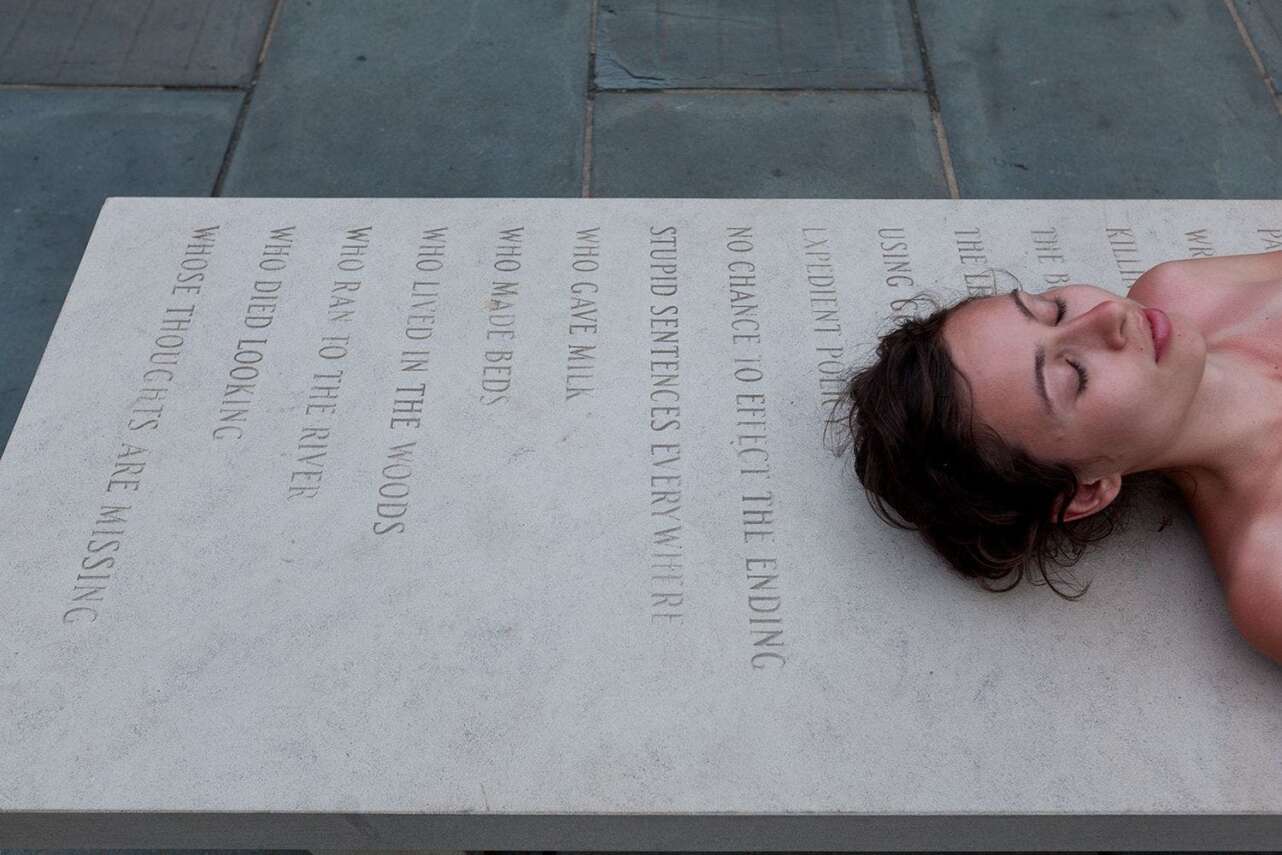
[211,226,296,441]
[287,227,372,500]
[1031,227,1071,287]
[1185,228,1215,258]
[1106,227,1145,285]
[647,225,684,624]
[64,225,221,623]
[881,226,922,321]
[802,227,847,416]
[371,226,449,535]
[954,227,995,296]
[480,227,524,406]
[565,227,601,401]
[725,227,786,671]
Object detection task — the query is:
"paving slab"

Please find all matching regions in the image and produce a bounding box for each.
[0,0,274,86]
[590,90,947,197]
[2,197,1282,851]
[1239,0,1282,93]
[222,0,589,197]
[0,850,309,855]
[594,0,923,89]
[918,0,1282,197]
[0,89,242,460]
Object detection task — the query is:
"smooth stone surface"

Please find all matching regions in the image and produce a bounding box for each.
[589,91,947,197]
[0,89,244,460]
[0,0,274,86]
[222,0,589,197]
[594,0,924,89]
[919,0,1282,197]
[3,199,1282,851]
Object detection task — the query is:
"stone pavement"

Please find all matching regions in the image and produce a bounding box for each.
[3,0,1282,458]
[0,1,1280,853]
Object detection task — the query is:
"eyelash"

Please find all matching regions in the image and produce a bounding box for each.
[1052,296,1089,393]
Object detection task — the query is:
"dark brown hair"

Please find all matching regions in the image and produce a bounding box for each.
[825,291,1172,601]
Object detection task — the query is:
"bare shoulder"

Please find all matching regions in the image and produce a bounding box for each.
[1224,519,1282,667]
[1127,250,1282,313]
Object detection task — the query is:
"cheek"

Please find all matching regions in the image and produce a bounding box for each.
[1104,369,1172,434]
[1087,374,1144,427]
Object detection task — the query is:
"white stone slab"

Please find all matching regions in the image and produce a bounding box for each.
[2,198,1281,851]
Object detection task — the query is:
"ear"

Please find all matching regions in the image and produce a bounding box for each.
[1053,473,1123,523]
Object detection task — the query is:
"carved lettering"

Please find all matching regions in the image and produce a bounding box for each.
[724,227,786,670]
[647,225,684,623]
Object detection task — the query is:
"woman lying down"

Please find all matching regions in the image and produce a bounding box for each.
[834,250,1282,666]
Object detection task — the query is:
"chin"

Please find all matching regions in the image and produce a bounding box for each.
[1163,309,1202,365]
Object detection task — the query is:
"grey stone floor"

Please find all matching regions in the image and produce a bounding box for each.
[1,0,1281,852]
[3,0,1282,460]
[7,851,1282,855]
[6,851,1282,855]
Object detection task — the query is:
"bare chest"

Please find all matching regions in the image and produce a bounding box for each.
[1191,492,1282,591]
[1163,278,1282,588]
[1199,278,1282,377]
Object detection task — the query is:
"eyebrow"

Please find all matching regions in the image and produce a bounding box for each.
[1008,289,1054,417]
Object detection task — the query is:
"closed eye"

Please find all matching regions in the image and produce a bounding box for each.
[1051,296,1088,393]
[1068,357,1088,393]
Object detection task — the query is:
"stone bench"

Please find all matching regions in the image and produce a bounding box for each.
[1,198,1280,851]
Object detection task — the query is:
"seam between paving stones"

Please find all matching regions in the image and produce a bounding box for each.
[212,0,286,197]
[0,83,244,91]
[4,3,962,199]
[907,0,959,199]
[1224,0,1282,117]
[581,0,600,197]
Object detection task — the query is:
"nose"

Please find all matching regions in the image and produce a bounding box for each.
[1062,298,1129,350]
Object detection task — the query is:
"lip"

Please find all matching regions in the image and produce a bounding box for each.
[1142,307,1170,362]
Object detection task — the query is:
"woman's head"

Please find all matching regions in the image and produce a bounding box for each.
[943,282,1205,508]
[828,283,1194,600]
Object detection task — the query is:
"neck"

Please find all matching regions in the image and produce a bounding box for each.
[1147,349,1281,504]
